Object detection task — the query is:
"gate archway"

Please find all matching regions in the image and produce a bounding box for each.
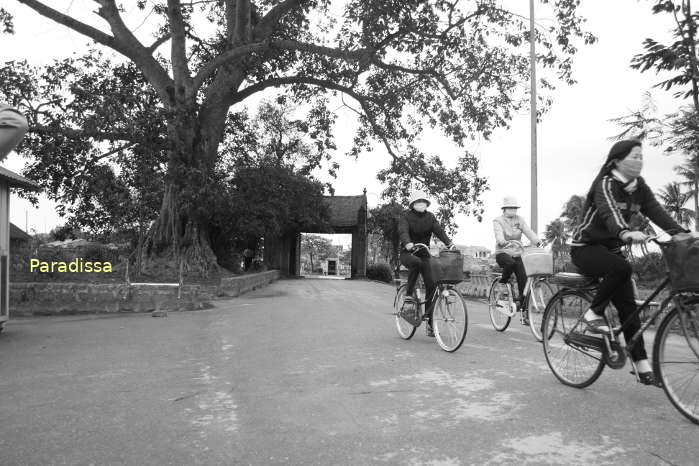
[263,192,368,278]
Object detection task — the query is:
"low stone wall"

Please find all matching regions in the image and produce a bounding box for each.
[9,270,280,316]
[458,273,494,299]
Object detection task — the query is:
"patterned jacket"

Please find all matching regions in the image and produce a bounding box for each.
[572,172,686,251]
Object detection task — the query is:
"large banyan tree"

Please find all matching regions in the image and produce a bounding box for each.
[5,0,594,275]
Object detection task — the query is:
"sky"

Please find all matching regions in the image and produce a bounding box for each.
[0,0,690,248]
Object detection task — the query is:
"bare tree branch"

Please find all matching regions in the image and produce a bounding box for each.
[148,34,172,53]
[167,0,192,97]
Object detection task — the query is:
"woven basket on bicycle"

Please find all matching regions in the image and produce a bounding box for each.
[521,247,554,277]
[660,233,699,293]
[430,250,464,284]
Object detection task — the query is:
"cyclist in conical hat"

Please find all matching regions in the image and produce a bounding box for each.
[0,103,29,161]
[399,191,455,337]
[572,139,689,385]
[493,196,543,302]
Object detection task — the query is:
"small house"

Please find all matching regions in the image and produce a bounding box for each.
[0,166,41,331]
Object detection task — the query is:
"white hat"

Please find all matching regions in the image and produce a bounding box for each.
[409,191,431,207]
[502,196,520,209]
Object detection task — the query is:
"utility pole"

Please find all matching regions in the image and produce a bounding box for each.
[529,0,538,234]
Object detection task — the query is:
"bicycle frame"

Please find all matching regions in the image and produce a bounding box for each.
[492,273,540,317]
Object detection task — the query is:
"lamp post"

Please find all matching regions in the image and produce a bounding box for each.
[529,0,538,234]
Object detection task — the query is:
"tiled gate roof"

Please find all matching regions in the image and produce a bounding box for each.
[323,195,366,228]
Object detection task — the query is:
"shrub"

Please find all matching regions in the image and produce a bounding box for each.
[367,262,394,283]
[631,252,667,287]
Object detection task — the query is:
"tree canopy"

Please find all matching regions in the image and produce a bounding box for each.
[3,0,595,274]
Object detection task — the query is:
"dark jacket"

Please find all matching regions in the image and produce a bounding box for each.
[398,209,451,251]
[572,173,687,250]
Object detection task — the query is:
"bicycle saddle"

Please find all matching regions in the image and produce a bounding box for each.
[550,272,598,288]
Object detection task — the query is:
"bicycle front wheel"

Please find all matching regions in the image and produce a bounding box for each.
[488,279,512,332]
[528,278,556,342]
[654,305,699,425]
[542,289,605,388]
[394,285,417,340]
[433,287,468,352]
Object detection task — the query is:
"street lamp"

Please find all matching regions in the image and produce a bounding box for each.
[530,0,538,234]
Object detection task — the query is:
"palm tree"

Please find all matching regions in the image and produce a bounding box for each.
[544,218,569,268]
[657,182,695,228]
[560,195,586,235]
[674,158,699,231]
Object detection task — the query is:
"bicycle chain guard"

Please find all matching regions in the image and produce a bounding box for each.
[399,300,422,327]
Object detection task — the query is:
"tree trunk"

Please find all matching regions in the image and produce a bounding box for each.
[142,108,221,278]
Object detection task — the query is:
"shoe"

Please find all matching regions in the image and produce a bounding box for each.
[583,310,610,334]
[631,370,662,387]
[425,323,435,337]
[520,316,530,326]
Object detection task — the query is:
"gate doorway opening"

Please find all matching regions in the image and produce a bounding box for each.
[262,193,368,278]
[299,233,352,278]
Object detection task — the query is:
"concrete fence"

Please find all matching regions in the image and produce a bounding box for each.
[10,270,280,316]
[457,273,494,299]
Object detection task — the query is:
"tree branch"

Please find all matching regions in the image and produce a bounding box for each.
[92,0,175,104]
[148,33,172,53]
[167,0,192,97]
[16,0,119,50]
[254,0,302,39]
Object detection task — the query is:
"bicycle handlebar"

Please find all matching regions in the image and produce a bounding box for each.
[408,242,456,255]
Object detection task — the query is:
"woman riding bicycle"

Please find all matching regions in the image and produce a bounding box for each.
[572,139,689,385]
[493,196,543,303]
[399,191,455,337]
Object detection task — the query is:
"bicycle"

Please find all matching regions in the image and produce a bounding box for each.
[487,241,556,342]
[393,243,469,352]
[541,235,699,424]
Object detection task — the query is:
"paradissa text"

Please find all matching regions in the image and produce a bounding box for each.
[30,258,113,273]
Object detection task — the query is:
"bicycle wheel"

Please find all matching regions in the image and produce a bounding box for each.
[528,278,556,342]
[488,279,512,332]
[653,305,699,424]
[542,289,605,388]
[394,285,417,340]
[433,287,468,352]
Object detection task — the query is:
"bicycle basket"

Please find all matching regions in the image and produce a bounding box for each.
[521,247,553,277]
[661,233,699,292]
[430,250,464,284]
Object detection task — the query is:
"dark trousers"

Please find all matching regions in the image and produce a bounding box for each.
[571,245,646,361]
[400,251,436,320]
[495,253,527,299]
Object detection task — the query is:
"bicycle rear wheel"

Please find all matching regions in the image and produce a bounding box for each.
[528,278,556,342]
[542,289,605,388]
[433,287,468,352]
[488,279,512,331]
[394,285,417,340]
[653,305,699,425]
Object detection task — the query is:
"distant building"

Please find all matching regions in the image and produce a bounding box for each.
[458,245,491,259]
[9,222,31,249]
[0,166,41,331]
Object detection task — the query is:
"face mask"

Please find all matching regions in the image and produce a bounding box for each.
[413,202,427,213]
[617,158,643,179]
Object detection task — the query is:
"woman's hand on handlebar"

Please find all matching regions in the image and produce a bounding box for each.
[621,231,649,244]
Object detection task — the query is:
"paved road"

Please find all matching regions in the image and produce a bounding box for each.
[0,279,696,465]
